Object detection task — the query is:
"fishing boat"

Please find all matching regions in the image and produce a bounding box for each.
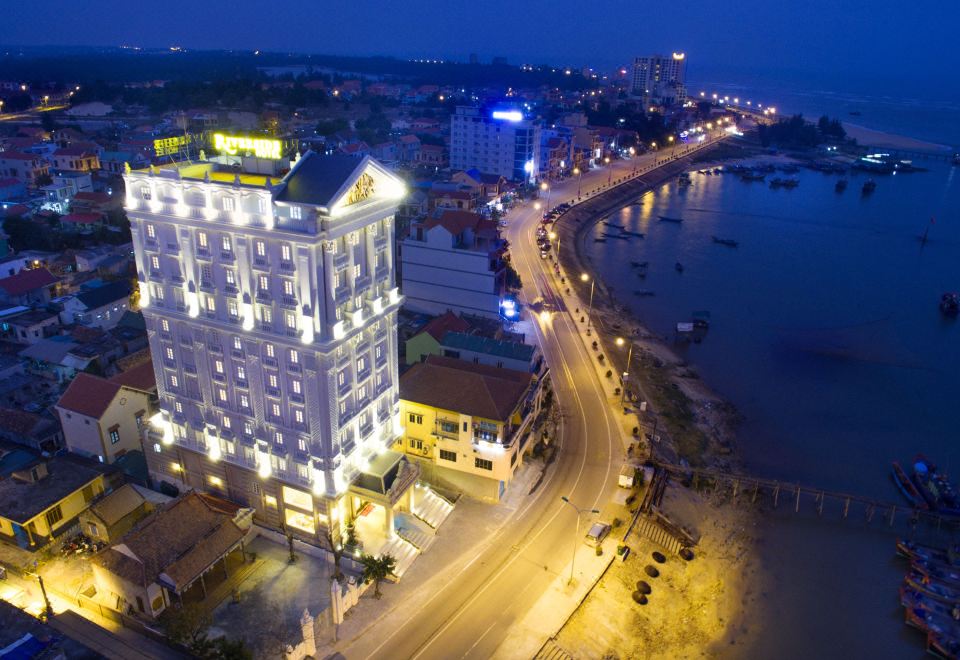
[620,230,645,238]
[678,172,692,186]
[659,215,684,223]
[712,236,739,248]
[835,179,848,192]
[913,455,960,514]
[630,261,649,268]
[741,170,766,181]
[593,238,607,243]
[862,179,877,194]
[941,293,960,317]
[602,220,626,229]
[675,262,684,273]
[905,571,960,603]
[892,461,929,508]
[634,290,656,297]
[692,311,711,329]
[928,631,960,660]
[897,540,960,566]
[913,559,960,587]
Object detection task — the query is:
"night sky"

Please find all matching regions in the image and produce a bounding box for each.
[6,0,957,91]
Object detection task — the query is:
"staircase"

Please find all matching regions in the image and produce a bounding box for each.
[632,516,685,555]
[378,534,420,581]
[395,513,435,551]
[535,638,575,660]
[412,484,455,529]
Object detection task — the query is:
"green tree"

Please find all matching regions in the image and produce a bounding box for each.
[162,603,212,648]
[315,118,349,137]
[324,528,345,581]
[360,553,396,599]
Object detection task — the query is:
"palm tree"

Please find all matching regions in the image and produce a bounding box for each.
[360,553,397,599]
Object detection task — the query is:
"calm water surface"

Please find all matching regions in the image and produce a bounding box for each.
[583,163,960,658]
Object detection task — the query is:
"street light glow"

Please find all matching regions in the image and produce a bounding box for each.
[616,337,625,346]
[580,273,589,282]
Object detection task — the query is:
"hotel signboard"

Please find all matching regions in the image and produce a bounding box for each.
[212,133,283,159]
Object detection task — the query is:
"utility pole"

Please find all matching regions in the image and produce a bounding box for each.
[561,497,600,585]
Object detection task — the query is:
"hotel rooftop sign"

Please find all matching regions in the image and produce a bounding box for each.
[212,133,282,159]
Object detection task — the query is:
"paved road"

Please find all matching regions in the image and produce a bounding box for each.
[347,140,721,660]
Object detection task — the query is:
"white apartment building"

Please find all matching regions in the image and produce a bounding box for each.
[128,149,421,548]
[400,210,507,319]
[450,106,541,183]
[631,53,688,109]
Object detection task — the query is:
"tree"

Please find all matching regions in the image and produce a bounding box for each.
[233,587,298,659]
[286,532,297,564]
[324,529,345,581]
[41,111,57,133]
[162,603,212,649]
[315,118,349,137]
[360,553,396,599]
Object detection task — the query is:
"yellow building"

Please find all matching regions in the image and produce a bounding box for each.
[397,356,537,501]
[0,451,113,551]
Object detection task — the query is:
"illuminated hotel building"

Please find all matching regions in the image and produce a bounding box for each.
[128,143,421,548]
[631,53,688,108]
[450,106,541,183]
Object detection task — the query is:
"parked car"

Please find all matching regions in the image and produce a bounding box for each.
[584,522,611,547]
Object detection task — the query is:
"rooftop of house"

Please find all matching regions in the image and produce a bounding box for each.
[60,212,103,225]
[74,280,130,309]
[0,451,114,524]
[0,268,59,296]
[0,151,42,162]
[399,355,533,422]
[0,408,54,437]
[109,357,156,393]
[85,483,146,527]
[72,191,112,203]
[92,492,246,592]
[56,372,122,419]
[418,311,471,343]
[440,331,536,362]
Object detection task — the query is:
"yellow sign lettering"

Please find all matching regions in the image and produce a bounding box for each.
[213,133,282,160]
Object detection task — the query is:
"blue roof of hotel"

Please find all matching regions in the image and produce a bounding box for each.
[440,331,535,362]
[274,151,365,207]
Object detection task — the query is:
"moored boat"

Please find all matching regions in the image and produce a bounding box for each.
[941,293,960,317]
[892,461,929,508]
[675,262,684,273]
[897,539,960,566]
[712,236,739,247]
[835,179,848,192]
[659,215,684,223]
[906,570,960,603]
[913,455,960,514]
[862,179,877,194]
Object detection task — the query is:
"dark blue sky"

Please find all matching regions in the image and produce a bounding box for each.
[7,0,956,90]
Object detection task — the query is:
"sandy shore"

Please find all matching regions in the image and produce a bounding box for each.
[842,122,954,152]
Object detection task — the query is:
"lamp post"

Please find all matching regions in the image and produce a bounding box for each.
[581,273,595,328]
[616,337,634,408]
[573,166,583,199]
[540,181,551,211]
[605,156,612,186]
[549,231,559,259]
[561,496,600,585]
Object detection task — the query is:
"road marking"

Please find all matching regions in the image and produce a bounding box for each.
[460,621,497,659]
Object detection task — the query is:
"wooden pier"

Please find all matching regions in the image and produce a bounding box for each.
[650,461,959,530]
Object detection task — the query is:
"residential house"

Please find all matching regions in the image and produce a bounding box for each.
[3,308,61,345]
[100,151,149,175]
[78,483,154,543]
[452,170,510,204]
[371,141,398,163]
[0,449,114,551]
[418,143,447,168]
[0,151,49,188]
[0,409,63,452]
[405,311,471,364]
[0,268,60,306]
[429,187,476,212]
[90,492,252,618]
[59,212,104,233]
[52,148,100,173]
[55,371,152,464]
[398,355,537,501]
[401,210,506,319]
[71,191,120,215]
[59,281,130,329]
[19,336,94,383]
[397,134,421,162]
[439,331,539,372]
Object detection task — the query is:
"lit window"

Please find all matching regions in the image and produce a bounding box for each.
[272,403,281,418]
[175,401,183,414]
[146,223,156,238]
[290,206,302,220]
[240,394,249,408]
[298,437,307,451]
[170,375,179,388]
[353,265,360,279]
[338,371,346,387]
[269,374,278,389]
[218,388,227,402]
[285,312,297,329]
[255,240,266,257]
[335,307,342,321]
[281,244,292,261]
[223,416,231,429]
[261,307,272,323]
[283,280,294,297]
[151,255,160,270]
[357,356,367,373]
[223,197,235,212]
[289,349,299,364]
[222,235,231,252]
[375,344,383,360]
[165,347,174,360]
[225,270,235,285]
[292,379,302,395]
[198,231,208,248]
[206,296,215,312]
[295,409,304,424]
[265,344,275,358]
[333,272,341,288]
[244,422,253,436]
[161,319,170,332]
[153,284,164,300]
[237,366,246,380]
[228,300,238,317]
[258,275,269,291]
[339,400,347,416]
[357,384,366,400]
[233,336,242,351]
[153,443,161,453]
[214,360,224,374]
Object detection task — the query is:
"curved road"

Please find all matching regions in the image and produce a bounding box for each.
[347,138,723,660]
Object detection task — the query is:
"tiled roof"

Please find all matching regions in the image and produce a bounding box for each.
[400,355,533,421]
[73,192,112,203]
[419,311,471,342]
[0,268,58,296]
[109,358,156,393]
[53,147,95,157]
[75,280,129,309]
[87,483,146,527]
[0,408,44,436]
[60,212,103,225]
[56,372,121,419]
[423,210,482,235]
[440,331,536,362]
[0,453,112,524]
[0,151,40,162]
[93,492,245,591]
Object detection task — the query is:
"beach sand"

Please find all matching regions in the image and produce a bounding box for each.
[842,122,953,152]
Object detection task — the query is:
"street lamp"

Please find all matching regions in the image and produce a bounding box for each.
[561,496,600,585]
[581,273,595,328]
[605,156,612,185]
[573,166,583,199]
[540,180,552,211]
[616,337,635,408]
[549,231,559,258]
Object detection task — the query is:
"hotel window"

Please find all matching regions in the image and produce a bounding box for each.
[225,269,235,286]
[146,223,156,238]
[281,244,292,261]
[244,422,253,436]
[218,388,228,402]
[339,400,347,416]
[289,349,299,364]
[228,300,238,317]
[258,275,269,291]
[357,384,366,401]
[222,235,232,252]
[261,307,272,323]
[298,437,308,452]
[233,336,242,351]
[237,366,246,380]
[354,296,363,309]
[285,312,297,330]
[333,271,341,289]
[223,415,231,429]
[175,401,183,414]
[295,409,304,425]
[170,375,179,388]
[255,240,266,258]
[161,319,170,332]
[266,344,275,359]
[214,360,224,374]
[240,393,249,409]
[290,206,302,220]
[153,284,164,300]
[200,265,213,286]
[353,265,360,279]
[475,458,494,471]
[268,374,278,390]
[165,347,174,360]
[292,379,302,395]
[198,231,208,249]
[375,344,383,361]
[283,280,295,297]
[272,403,281,419]
[357,356,368,373]
[440,449,457,462]
[151,255,160,270]
[223,197,235,212]
[338,370,346,388]
[206,295,215,312]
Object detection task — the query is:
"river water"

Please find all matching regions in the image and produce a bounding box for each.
[582,161,960,657]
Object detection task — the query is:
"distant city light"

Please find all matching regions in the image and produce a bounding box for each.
[492,110,523,122]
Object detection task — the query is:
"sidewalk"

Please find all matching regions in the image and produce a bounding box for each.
[492,537,616,659]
